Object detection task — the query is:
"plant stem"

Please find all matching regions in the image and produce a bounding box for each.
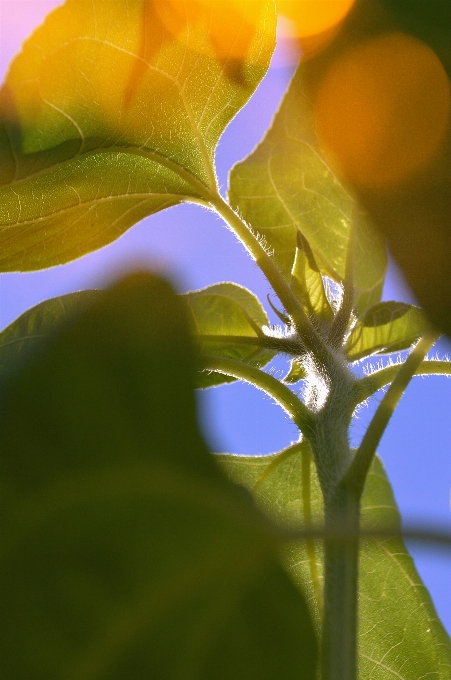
[196,334,302,354]
[209,194,335,368]
[355,358,451,404]
[200,355,314,434]
[343,328,440,497]
[321,484,360,680]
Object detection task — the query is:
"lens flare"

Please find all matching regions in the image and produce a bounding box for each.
[277,0,355,39]
[154,0,268,64]
[314,32,451,188]
[276,0,355,59]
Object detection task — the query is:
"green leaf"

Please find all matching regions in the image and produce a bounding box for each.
[0,290,102,380]
[0,272,317,680]
[218,448,451,678]
[283,359,307,385]
[185,283,275,388]
[346,301,429,361]
[291,231,333,322]
[229,66,386,315]
[0,0,276,272]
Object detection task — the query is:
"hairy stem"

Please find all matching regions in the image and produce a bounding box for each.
[209,194,335,368]
[196,334,302,355]
[344,328,440,497]
[355,358,451,404]
[200,356,314,434]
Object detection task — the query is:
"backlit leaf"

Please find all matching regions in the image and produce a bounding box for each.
[0,272,317,680]
[346,301,429,361]
[229,65,386,315]
[185,282,275,388]
[0,0,276,272]
[283,359,307,385]
[291,231,333,322]
[218,449,451,678]
[0,290,102,380]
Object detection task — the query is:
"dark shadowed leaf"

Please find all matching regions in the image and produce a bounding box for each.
[0,0,275,272]
[0,272,317,680]
[346,301,429,361]
[0,290,102,380]
[228,65,386,315]
[185,282,274,388]
[218,448,451,679]
[298,0,451,336]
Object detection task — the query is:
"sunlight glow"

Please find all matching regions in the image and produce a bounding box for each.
[154,0,271,65]
[277,0,356,59]
[313,32,451,189]
[277,0,355,38]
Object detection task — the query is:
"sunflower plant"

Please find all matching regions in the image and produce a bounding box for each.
[1,2,451,679]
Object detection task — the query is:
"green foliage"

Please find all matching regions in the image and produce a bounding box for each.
[291,231,333,323]
[219,449,451,679]
[346,302,429,361]
[1,2,450,679]
[0,273,317,680]
[0,0,275,271]
[228,65,386,315]
[185,283,274,388]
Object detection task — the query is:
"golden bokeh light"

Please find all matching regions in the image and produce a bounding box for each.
[154,0,268,64]
[154,1,356,66]
[314,32,451,189]
[276,0,356,59]
[277,0,355,39]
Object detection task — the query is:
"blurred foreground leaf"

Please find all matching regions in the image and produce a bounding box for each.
[300,0,451,335]
[0,272,317,680]
[0,290,101,380]
[219,449,451,679]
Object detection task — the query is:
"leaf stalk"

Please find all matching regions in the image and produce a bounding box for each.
[344,328,440,497]
[208,194,336,370]
[200,355,314,434]
[355,358,451,404]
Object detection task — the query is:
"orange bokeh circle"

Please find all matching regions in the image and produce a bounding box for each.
[277,0,355,39]
[314,32,451,188]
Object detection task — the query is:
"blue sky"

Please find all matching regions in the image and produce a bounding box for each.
[1,0,450,635]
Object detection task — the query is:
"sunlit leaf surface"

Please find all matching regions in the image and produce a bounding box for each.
[291,231,333,322]
[0,0,275,272]
[0,272,317,680]
[283,359,307,385]
[218,449,451,679]
[229,66,386,315]
[185,282,275,388]
[346,301,429,361]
